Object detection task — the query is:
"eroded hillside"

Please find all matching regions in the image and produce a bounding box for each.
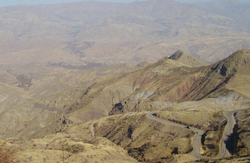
[1,50,250,163]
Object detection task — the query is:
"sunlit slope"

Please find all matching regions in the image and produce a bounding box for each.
[182,49,250,101]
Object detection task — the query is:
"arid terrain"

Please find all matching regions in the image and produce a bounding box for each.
[0,0,250,162]
[0,49,249,162]
[0,0,250,66]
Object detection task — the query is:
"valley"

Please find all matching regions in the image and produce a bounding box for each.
[0,49,249,162]
[0,0,250,162]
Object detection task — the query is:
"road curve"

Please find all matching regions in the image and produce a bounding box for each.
[146,112,206,160]
[98,109,245,159]
[147,109,245,159]
[218,109,245,157]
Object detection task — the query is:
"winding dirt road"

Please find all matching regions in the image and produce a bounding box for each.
[218,109,245,157]
[146,112,206,159]
[147,110,244,160]
[91,110,244,159]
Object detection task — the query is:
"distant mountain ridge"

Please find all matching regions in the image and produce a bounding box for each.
[1,1,250,162]
[0,0,249,65]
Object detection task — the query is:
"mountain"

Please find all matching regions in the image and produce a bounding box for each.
[0,63,138,138]
[1,49,249,139]
[182,49,250,101]
[0,0,250,66]
[1,0,250,162]
[1,50,250,162]
[193,0,250,33]
[214,49,250,76]
[0,50,202,138]
[169,50,207,67]
[69,50,250,162]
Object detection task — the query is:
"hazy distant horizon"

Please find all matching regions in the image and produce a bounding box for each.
[0,0,249,7]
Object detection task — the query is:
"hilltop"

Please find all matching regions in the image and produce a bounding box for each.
[168,50,207,67]
[214,49,250,76]
[182,49,250,101]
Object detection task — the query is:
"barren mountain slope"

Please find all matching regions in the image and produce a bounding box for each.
[24,104,248,162]
[193,0,250,33]
[3,132,138,163]
[182,49,250,101]
[0,63,137,138]
[1,50,250,163]
[71,112,195,162]
[54,50,250,121]
[3,50,248,140]
[17,50,204,140]
[1,1,250,162]
[63,51,202,121]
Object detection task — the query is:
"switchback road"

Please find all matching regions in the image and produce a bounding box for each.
[146,112,206,159]
[92,109,245,160]
[147,110,245,159]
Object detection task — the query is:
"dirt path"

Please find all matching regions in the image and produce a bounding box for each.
[92,109,245,159]
[218,109,245,157]
[147,109,247,160]
[146,112,206,159]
